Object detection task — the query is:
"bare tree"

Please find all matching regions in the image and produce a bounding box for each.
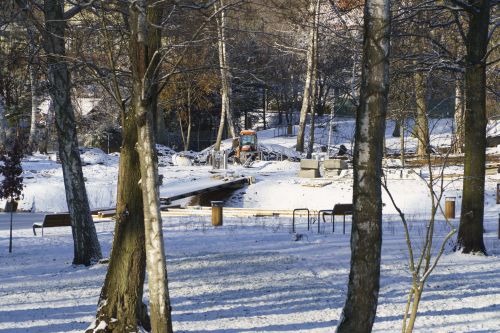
[15,0,102,265]
[129,1,173,331]
[336,0,391,331]
[296,0,320,153]
[214,0,237,150]
[455,0,491,254]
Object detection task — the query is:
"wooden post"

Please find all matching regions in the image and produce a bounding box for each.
[211,201,223,226]
[444,197,456,219]
[496,183,500,204]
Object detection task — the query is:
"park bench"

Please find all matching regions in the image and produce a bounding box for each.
[317,203,353,234]
[32,213,71,236]
[33,208,115,236]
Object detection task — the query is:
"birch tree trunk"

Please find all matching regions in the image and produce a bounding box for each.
[39,98,53,155]
[28,65,38,153]
[336,0,390,331]
[178,110,186,150]
[27,25,39,154]
[42,0,102,265]
[453,76,464,154]
[306,0,320,158]
[129,2,173,332]
[214,0,236,151]
[457,0,489,254]
[296,0,319,152]
[414,70,429,158]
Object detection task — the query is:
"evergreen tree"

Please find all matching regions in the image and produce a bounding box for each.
[0,139,24,253]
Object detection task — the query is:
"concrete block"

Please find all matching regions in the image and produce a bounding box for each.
[323,169,341,178]
[324,159,348,170]
[298,169,320,178]
[300,159,320,170]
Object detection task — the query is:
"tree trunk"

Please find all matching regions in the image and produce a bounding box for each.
[414,70,429,158]
[129,3,173,332]
[178,110,186,150]
[453,75,464,154]
[296,0,318,152]
[306,0,320,159]
[214,0,236,151]
[263,88,267,130]
[186,88,192,151]
[392,120,400,137]
[457,0,489,254]
[336,0,390,331]
[400,117,405,170]
[28,65,38,154]
[155,106,168,146]
[39,98,53,155]
[0,97,7,150]
[89,112,150,333]
[27,25,39,154]
[43,0,102,265]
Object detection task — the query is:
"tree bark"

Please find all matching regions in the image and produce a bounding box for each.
[0,97,7,150]
[453,75,464,154]
[214,0,236,151]
[129,2,173,332]
[414,70,429,158]
[306,0,320,159]
[457,0,489,254]
[27,25,39,154]
[336,0,390,331]
[42,0,102,265]
[178,110,186,150]
[89,111,150,333]
[296,0,319,152]
[39,98,53,155]
[28,64,38,154]
[186,87,192,151]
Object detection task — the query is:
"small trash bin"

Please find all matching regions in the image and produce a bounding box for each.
[445,197,456,219]
[211,201,223,226]
[287,124,293,136]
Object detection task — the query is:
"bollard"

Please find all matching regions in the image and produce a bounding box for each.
[497,183,500,204]
[211,201,223,226]
[223,151,228,169]
[444,197,456,219]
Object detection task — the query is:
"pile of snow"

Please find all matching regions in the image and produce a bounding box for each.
[79,148,109,165]
[259,143,302,161]
[156,144,176,166]
[259,160,300,173]
[171,153,193,166]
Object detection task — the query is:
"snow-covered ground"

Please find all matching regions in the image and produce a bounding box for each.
[1,117,500,332]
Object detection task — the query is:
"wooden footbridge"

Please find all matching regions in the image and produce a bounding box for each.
[95,176,253,218]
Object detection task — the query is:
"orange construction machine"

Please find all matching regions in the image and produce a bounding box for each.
[235,129,259,165]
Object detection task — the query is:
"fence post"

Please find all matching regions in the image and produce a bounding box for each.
[496,183,500,204]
